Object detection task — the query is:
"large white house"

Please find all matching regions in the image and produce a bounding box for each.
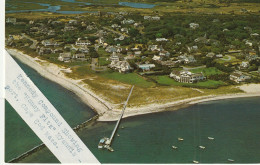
[230,71,251,83]
[109,61,132,73]
[170,70,205,83]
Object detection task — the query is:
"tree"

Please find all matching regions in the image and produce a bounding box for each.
[89,47,99,58]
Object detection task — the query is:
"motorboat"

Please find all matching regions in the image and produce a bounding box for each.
[208,137,214,140]
[178,138,184,141]
[193,160,199,164]
[199,146,205,149]
[172,145,178,149]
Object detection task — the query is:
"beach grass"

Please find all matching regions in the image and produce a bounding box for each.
[99,71,155,88]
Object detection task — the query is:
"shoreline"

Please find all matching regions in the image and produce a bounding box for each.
[6,48,260,121]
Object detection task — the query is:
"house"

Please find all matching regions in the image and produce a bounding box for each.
[134,22,142,28]
[6,17,16,24]
[212,19,220,23]
[144,16,151,20]
[110,52,123,64]
[114,35,125,41]
[48,30,55,36]
[251,33,259,37]
[189,23,199,29]
[121,28,129,33]
[134,51,142,56]
[152,55,163,61]
[98,37,105,45]
[194,37,207,43]
[159,60,177,68]
[29,20,34,24]
[170,70,205,83]
[109,61,132,73]
[230,71,251,83]
[73,53,86,60]
[137,64,155,71]
[156,38,168,42]
[37,47,52,55]
[216,54,223,58]
[178,55,196,63]
[64,25,76,31]
[51,21,61,25]
[144,16,160,21]
[75,38,91,46]
[41,39,59,47]
[58,52,72,62]
[121,19,135,24]
[30,27,40,33]
[87,25,97,31]
[159,51,170,57]
[151,16,160,21]
[240,61,250,69]
[111,24,121,28]
[244,40,253,47]
[148,45,163,52]
[206,52,215,58]
[78,46,89,53]
[69,20,78,25]
[187,45,198,53]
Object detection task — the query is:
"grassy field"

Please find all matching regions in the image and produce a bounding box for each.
[99,71,155,88]
[191,67,223,76]
[153,75,226,88]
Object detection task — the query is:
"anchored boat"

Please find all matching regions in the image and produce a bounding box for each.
[178,138,184,141]
[193,160,199,164]
[172,145,178,149]
[208,137,214,140]
[199,146,206,149]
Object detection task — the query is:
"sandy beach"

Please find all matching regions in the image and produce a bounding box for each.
[7,48,260,121]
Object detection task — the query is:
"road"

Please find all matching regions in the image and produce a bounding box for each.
[182,65,206,71]
[102,27,129,37]
[21,33,38,49]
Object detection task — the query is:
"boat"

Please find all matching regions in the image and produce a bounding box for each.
[106,146,114,152]
[117,134,120,137]
[98,137,110,149]
[208,137,214,140]
[172,145,178,149]
[121,126,124,129]
[228,159,234,162]
[178,138,184,141]
[199,146,205,149]
[193,160,199,164]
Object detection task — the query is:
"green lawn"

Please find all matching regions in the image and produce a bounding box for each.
[215,55,241,64]
[99,71,155,88]
[98,48,111,57]
[154,75,225,89]
[191,67,223,76]
[99,57,110,66]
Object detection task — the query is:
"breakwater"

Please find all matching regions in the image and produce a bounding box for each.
[9,114,99,163]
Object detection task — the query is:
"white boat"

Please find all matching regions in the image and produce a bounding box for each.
[178,138,184,141]
[208,137,214,140]
[199,146,205,149]
[172,145,178,149]
[193,160,199,164]
[117,134,120,137]
[228,159,234,162]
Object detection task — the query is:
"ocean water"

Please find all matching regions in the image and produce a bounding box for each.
[5,56,96,162]
[6,57,260,163]
[20,98,260,163]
